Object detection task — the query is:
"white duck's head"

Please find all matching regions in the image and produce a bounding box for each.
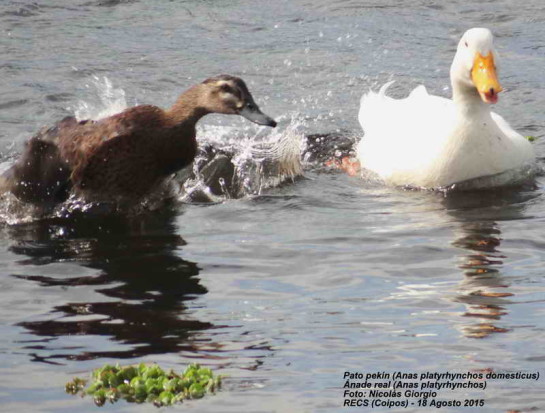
[450,28,502,104]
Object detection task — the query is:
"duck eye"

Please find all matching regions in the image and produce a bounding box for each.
[220,84,232,93]
[464,41,468,47]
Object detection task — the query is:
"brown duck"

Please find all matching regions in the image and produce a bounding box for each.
[2,75,277,205]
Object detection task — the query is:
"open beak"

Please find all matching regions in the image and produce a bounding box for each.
[471,52,502,104]
[239,103,277,127]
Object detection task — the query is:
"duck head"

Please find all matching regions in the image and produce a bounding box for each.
[201,75,277,127]
[450,28,502,104]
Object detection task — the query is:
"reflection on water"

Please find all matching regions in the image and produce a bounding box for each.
[444,188,538,339]
[6,207,213,362]
[452,221,511,339]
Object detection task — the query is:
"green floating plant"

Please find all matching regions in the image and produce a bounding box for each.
[525,135,537,142]
[65,363,222,407]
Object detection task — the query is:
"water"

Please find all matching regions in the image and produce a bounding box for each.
[1,1,545,412]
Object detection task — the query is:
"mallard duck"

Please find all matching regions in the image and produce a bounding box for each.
[356,28,536,189]
[2,75,276,205]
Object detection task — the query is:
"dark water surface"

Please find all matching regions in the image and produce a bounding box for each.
[1,1,545,412]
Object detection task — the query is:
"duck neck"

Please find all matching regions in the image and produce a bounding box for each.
[451,78,491,120]
[165,84,210,126]
[155,84,209,176]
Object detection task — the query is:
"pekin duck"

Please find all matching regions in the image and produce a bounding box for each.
[356,28,536,189]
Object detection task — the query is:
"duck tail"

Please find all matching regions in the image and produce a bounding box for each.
[359,80,395,131]
[378,80,395,97]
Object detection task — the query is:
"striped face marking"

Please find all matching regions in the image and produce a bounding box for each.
[214,80,244,109]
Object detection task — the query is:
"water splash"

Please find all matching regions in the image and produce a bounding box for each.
[234,116,304,195]
[73,76,128,121]
[0,191,41,225]
[179,114,305,201]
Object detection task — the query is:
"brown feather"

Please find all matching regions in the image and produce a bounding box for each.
[2,75,275,205]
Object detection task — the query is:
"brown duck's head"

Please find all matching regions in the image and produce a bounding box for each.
[201,75,277,127]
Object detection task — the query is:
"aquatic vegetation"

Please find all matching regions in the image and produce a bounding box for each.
[65,363,222,407]
[525,135,537,142]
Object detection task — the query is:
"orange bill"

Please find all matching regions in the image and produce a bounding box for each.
[471,52,503,104]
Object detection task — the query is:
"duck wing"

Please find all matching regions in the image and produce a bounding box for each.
[57,105,181,199]
[357,83,456,182]
[2,106,159,204]
[57,106,157,175]
[73,131,166,199]
[2,116,78,204]
[66,106,197,200]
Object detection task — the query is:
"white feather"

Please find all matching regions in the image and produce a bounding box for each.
[357,28,536,189]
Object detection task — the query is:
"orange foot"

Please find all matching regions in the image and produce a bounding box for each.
[325,156,361,177]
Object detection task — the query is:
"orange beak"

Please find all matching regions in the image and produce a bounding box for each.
[471,52,502,104]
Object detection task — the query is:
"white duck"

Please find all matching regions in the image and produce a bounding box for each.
[357,28,536,189]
